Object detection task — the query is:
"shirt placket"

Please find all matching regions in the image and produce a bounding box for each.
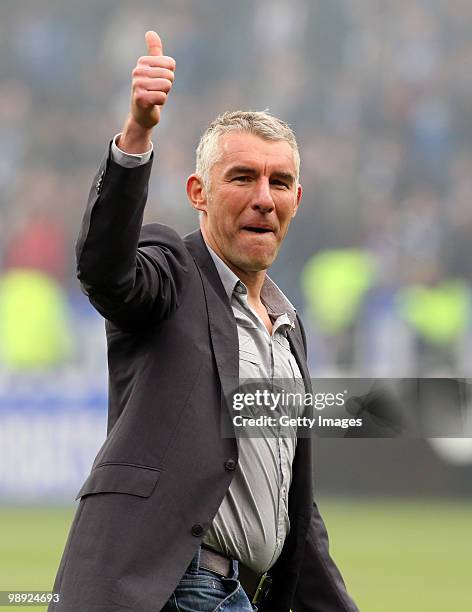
[273,328,293,558]
[235,285,295,565]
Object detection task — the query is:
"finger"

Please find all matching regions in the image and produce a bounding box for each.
[145,30,163,56]
[136,90,167,107]
[137,55,176,71]
[133,66,175,82]
[137,78,173,94]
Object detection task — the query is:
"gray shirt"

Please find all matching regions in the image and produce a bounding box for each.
[203,247,304,573]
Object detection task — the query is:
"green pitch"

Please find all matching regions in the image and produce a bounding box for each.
[0,499,471,611]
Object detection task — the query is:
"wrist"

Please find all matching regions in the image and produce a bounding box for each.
[118,115,153,154]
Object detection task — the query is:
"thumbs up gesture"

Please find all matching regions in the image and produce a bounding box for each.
[129,31,176,130]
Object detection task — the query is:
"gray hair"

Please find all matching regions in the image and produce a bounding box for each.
[195,110,300,192]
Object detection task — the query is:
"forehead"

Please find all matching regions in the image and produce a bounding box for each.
[214,131,296,174]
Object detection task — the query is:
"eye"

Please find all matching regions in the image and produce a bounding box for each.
[271,179,289,189]
[232,175,252,182]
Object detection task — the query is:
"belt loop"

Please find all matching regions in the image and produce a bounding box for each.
[231,558,239,580]
[187,546,202,575]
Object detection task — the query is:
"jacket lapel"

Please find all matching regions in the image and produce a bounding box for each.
[184,230,239,437]
[287,323,312,394]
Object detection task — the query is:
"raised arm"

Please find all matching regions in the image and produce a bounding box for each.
[76,32,187,330]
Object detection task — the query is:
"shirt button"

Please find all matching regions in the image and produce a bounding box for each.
[191,524,204,537]
[224,458,237,471]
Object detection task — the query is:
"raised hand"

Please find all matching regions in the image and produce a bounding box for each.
[119,31,176,152]
[131,31,176,129]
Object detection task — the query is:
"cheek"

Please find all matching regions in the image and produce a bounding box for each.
[277,201,297,227]
[211,207,239,241]
[218,197,246,228]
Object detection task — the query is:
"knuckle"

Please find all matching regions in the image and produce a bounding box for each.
[162,56,176,70]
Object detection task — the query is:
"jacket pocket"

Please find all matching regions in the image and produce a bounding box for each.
[75,462,162,500]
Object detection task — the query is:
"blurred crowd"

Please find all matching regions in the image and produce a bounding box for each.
[1,0,472,376]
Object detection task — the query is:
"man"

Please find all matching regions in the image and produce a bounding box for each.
[51,31,359,612]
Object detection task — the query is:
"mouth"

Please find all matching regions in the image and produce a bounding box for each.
[241,225,275,234]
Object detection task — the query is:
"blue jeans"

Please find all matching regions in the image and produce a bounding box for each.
[162,547,257,611]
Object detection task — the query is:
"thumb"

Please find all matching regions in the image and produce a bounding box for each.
[145,30,163,56]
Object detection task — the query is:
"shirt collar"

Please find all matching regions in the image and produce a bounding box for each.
[205,243,297,327]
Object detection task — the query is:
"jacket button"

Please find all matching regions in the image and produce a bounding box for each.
[224,459,237,471]
[191,524,204,537]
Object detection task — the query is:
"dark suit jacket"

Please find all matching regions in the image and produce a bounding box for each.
[50,146,359,612]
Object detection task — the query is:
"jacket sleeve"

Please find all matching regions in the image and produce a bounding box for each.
[76,143,189,330]
[293,501,359,612]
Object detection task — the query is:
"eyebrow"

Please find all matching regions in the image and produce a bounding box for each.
[224,165,296,185]
[224,165,257,177]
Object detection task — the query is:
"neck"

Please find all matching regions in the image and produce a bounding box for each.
[230,265,266,303]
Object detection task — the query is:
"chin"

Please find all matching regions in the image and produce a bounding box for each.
[227,244,277,273]
[240,255,274,272]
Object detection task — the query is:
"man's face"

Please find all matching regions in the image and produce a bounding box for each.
[194,132,302,274]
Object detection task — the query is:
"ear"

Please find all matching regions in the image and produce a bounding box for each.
[291,184,302,218]
[186,174,207,214]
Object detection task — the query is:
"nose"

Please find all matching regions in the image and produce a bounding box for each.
[251,178,274,213]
